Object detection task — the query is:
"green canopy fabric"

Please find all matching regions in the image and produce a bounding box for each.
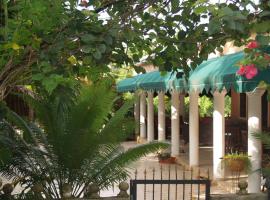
[189,51,270,93]
[116,76,140,93]
[116,70,188,93]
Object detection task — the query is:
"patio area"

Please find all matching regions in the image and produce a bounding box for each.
[100,141,251,198]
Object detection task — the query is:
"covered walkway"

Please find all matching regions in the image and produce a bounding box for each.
[117,50,270,193]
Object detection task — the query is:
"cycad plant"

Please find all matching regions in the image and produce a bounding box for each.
[0,83,168,199]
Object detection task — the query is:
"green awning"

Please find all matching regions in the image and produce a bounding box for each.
[117,70,187,93]
[116,76,140,93]
[189,52,270,93]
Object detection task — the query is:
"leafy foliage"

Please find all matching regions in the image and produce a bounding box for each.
[254,132,270,150]
[0,83,168,198]
[1,0,269,98]
[253,132,270,177]
[184,95,231,118]
[222,152,251,173]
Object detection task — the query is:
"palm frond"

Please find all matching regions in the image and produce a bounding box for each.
[253,132,270,149]
[86,142,169,189]
[0,83,169,198]
[6,110,38,146]
[99,99,135,143]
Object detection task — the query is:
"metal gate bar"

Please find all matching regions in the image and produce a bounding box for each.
[130,179,211,200]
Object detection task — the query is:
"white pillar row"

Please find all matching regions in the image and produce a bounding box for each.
[147,91,154,142]
[158,91,166,141]
[171,91,180,156]
[189,91,199,167]
[140,91,147,140]
[134,92,140,136]
[213,90,226,180]
[179,93,185,118]
[247,89,264,193]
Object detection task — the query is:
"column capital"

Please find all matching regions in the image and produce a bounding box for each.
[189,90,200,95]
[171,90,180,95]
[246,88,265,97]
[189,90,199,97]
[212,89,227,97]
[138,90,146,96]
[147,91,154,96]
[158,91,165,95]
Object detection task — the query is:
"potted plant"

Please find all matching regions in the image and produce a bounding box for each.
[157,152,176,164]
[221,152,251,172]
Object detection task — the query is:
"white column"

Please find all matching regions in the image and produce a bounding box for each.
[134,92,140,136]
[140,92,146,139]
[247,89,264,193]
[171,91,180,156]
[189,91,199,167]
[213,90,226,179]
[147,91,154,142]
[268,102,270,128]
[158,91,166,141]
[179,93,185,118]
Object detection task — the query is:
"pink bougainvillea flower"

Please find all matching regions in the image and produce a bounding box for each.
[246,41,259,49]
[237,66,246,75]
[245,64,258,79]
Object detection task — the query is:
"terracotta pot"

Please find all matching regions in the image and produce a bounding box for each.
[159,157,176,164]
[227,159,245,172]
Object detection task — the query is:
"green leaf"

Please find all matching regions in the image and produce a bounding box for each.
[32,73,44,81]
[67,55,77,65]
[98,44,106,53]
[252,21,270,33]
[104,35,113,45]
[220,7,233,17]
[227,21,244,33]
[83,56,93,65]
[194,6,207,15]
[208,19,221,35]
[93,50,102,60]
[42,78,59,94]
[81,34,96,43]
[171,0,180,13]
[256,35,270,46]
[233,12,246,20]
[81,45,92,53]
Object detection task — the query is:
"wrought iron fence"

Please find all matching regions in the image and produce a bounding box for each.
[130,165,211,200]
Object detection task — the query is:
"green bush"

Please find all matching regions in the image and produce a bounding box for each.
[184,95,231,118]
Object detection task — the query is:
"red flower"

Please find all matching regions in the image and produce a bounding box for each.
[237,64,258,79]
[246,41,259,49]
[245,64,258,79]
[237,66,246,75]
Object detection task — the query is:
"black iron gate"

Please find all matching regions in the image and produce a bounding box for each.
[130,179,210,200]
[129,167,211,200]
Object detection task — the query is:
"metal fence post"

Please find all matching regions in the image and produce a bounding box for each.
[130,180,137,200]
[205,179,211,200]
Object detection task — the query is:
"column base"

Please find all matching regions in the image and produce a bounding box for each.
[136,136,147,144]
